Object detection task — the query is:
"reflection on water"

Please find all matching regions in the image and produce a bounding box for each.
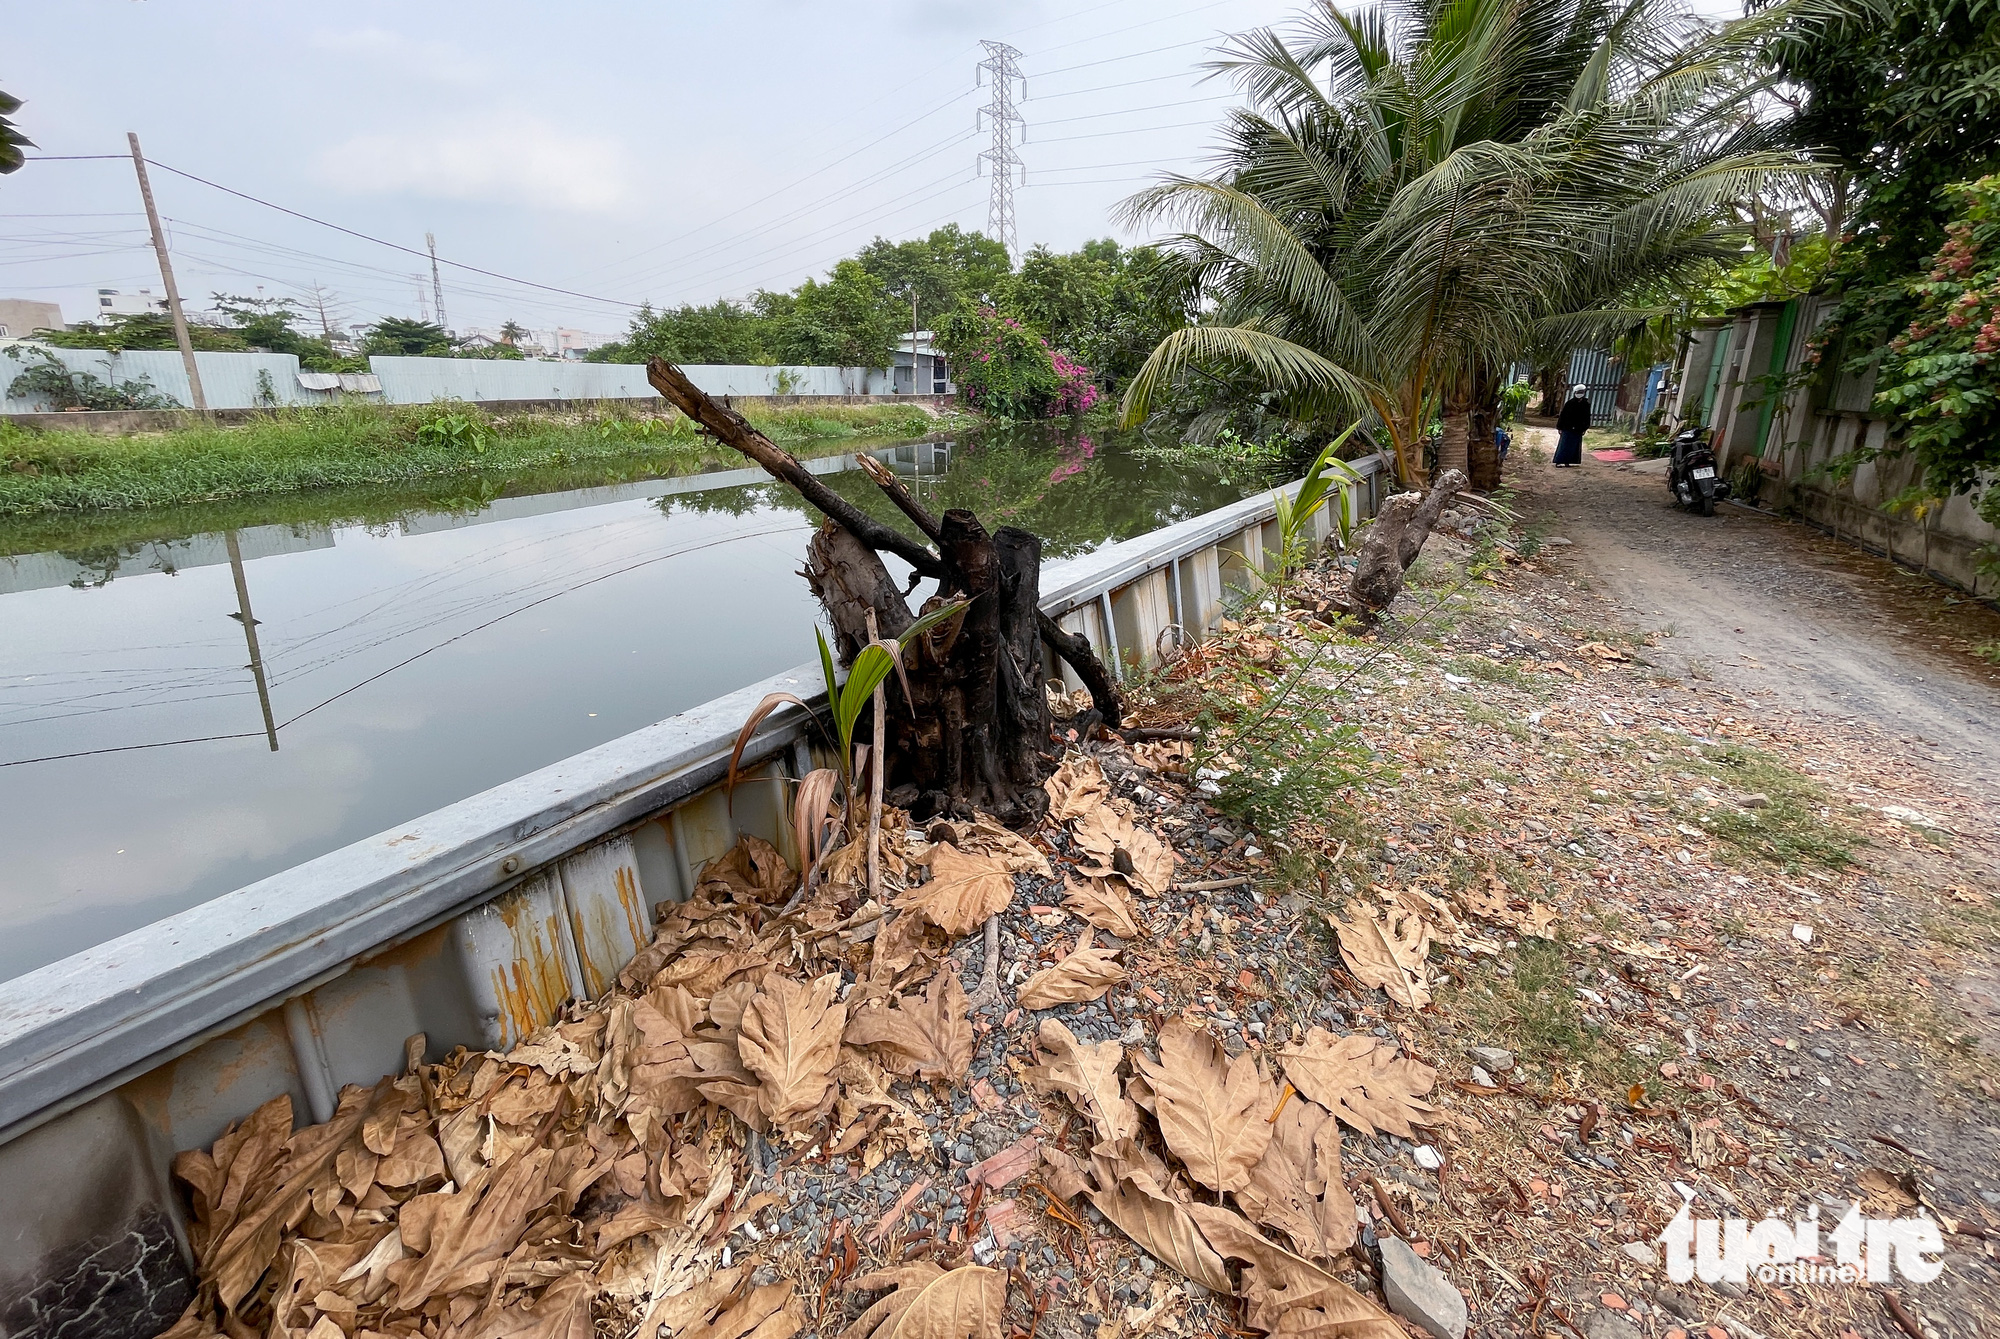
[0,424,1257,981]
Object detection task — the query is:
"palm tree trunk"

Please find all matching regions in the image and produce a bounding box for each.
[1467,363,1503,492]
[1437,377,1472,476]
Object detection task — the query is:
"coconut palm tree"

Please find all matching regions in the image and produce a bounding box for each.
[1118,0,1814,488]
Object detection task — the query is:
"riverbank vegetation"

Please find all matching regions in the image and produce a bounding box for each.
[0,400,946,518]
[587,226,1192,413]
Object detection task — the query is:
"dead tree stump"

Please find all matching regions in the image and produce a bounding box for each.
[647,359,1123,827]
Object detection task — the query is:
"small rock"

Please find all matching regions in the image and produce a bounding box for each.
[1619,1242,1658,1267]
[1120,1019,1146,1046]
[1584,1312,1641,1339]
[1739,792,1770,809]
[1412,1145,1442,1170]
[1651,1288,1700,1320]
[1467,1046,1515,1072]
[1378,1236,1467,1339]
[751,1263,782,1287]
[1470,1066,1493,1087]
[1543,536,1573,547]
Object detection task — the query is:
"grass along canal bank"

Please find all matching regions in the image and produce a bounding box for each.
[0,400,954,518]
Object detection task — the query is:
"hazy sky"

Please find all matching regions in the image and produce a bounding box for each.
[3,0,1742,340]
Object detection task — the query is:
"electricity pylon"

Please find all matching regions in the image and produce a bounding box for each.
[976,41,1025,259]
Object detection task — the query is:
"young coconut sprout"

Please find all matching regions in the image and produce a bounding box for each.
[1261,424,1362,598]
[727,599,967,902]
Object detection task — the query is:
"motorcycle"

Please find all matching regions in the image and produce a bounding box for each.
[1666,425,1729,516]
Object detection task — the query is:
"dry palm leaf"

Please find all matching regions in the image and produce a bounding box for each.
[1273,1029,1438,1140]
[696,835,797,905]
[843,970,974,1082]
[1183,1203,1403,1339]
[1022,1019,1137,1144]
[843,1263,1004,1339]
[1131,1020,1274,1194]
[1087,1169,1232,1293]
[1045,756,1111,822]
[895,845,1015,936]
[738,973,847,1132]
[1016,942,1127,1010]
[1330,902,1432,1008]
[1071,802,1176,897]
[1236,1096,1355,1261]
[1060,876,1142,940]
[482,1272,598,1339]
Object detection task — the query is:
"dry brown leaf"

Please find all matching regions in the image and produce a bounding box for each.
[738,973,847,1131]
[481,1273,597,1339]
[896,845,1015,936]
[1045,756,1111,822]
[951,814,1054,878]
[1087,1172,1232,1293]
[1131,1020,1274,1194]
[1460,869,1556,938]
[695,834,797,904]
[1060,876,1142,940]
[1071,802,1176,897]
[1330,902,1432,1008]
[1183,1203,1403,1339]
[1015,946,1127,1010]
[843,970,974,1083]
[1022,1019,1137,1145]
[843,1263,1004,1339]
[1236,1097,1355,1261]
[1274,1028,1438,1139]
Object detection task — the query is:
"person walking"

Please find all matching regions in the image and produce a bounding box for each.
[1553,385,1591,466]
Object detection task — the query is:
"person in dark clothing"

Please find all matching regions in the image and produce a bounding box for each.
[1553,385,1591,466]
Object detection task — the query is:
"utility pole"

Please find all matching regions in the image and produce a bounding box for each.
[911,291,920,396]
[126,132,207,412]
[224,531,279,752]
[427,232,448,333]
[977,41,1025,260]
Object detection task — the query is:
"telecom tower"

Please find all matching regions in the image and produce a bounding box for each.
[977,41,1025,259]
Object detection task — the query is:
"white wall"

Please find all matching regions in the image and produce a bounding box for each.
[2,346,901,413]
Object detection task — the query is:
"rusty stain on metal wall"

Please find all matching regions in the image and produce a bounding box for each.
[487,889,574,1048]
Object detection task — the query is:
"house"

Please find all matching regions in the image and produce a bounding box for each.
[0,299,63,338]
[95,288,169,319]
[891,331,952,395]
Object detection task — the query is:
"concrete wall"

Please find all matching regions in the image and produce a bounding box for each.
[1678,299,1998,596]
[0,460,1385,1337]
[1,347,900,416]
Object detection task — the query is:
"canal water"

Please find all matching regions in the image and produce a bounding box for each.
[0,425,1264,981]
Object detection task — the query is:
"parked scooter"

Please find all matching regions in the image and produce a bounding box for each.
[1666,425,1730,516]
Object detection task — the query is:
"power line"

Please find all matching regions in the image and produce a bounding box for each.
[1033,36,1215,79]
[1033,93,1236,126]
[139,158,643,310]
[574,83,978,286]
[1034,118,1220,144]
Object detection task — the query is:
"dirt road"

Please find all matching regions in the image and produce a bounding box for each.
[1516,431,2000,800]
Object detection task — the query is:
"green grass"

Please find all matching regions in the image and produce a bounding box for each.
[1444,937,1624,1081]
[1686,744,1858,873]
[0,401,945,518]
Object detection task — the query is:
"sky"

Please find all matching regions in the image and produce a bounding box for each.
[1,0,1315,340]
[3,0,1746,343]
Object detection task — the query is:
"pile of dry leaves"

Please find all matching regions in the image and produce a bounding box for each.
[155,748,1453,1339]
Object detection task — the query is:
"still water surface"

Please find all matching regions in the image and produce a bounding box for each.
[0,425,1258,981]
